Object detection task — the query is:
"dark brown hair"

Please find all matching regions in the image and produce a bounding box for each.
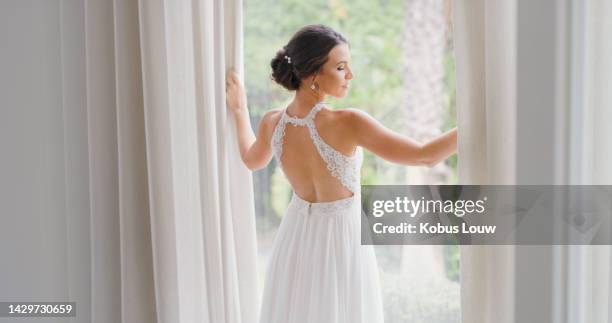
[270,24,348,91]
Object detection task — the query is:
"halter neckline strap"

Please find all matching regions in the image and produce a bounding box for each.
[271,101,363,193]
[283,102,326,126]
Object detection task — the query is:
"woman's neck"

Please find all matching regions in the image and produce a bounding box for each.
[287,86,326,118]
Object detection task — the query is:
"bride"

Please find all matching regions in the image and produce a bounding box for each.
[226,24,457,323]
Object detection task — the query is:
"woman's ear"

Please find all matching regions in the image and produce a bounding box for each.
[309,72,318,85]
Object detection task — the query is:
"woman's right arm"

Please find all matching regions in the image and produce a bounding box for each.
[226,69,279,170]
[347,109,457,167]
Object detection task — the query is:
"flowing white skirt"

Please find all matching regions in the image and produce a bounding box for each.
[259,193,384,323]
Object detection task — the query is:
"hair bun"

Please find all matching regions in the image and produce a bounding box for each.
[270,24,348,92]
[270,48,300,91]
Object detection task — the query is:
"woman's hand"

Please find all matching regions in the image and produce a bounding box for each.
[226,68,248,114]
[224,67,274,170]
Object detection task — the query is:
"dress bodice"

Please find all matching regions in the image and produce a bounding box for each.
[271,102,363,194]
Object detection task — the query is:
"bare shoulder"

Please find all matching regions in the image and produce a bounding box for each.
[316,108,376,146]
[258,108,284,139]
[260,108,283,126]
[320,107,375,129]
[346,108,375,121]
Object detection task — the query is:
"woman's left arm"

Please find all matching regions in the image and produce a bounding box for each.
[348,108,457,167]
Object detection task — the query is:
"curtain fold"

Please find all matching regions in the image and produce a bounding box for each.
[113,0,157,322]
[586,2,612,322]
[138,0,259,322]
[566,1,612,322]
[199,0,259,322]
[85,1,122,322]
[453,1,517,322]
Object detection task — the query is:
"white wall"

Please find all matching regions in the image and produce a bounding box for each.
[0,0,78,311]
[0,1,116,322]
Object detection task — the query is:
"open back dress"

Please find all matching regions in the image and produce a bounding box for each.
[258,102,384,323]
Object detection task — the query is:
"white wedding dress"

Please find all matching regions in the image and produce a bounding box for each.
[259,102,384,323]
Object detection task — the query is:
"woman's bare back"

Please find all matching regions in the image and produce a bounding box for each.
[268,103,361,203]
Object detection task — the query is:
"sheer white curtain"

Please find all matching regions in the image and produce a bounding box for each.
[0,0,257,322]
[455,0,612,322]
[137,0,258,322]
[101,0,259,322]
[564,1,612,322]
[453,1,516,322]
[139,0,259,322]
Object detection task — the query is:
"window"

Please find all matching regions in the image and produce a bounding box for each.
[244,0,459,321]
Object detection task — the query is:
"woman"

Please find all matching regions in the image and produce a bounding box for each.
[226,24,457,323]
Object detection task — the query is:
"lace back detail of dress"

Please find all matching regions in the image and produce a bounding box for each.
[271,102,363,194]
